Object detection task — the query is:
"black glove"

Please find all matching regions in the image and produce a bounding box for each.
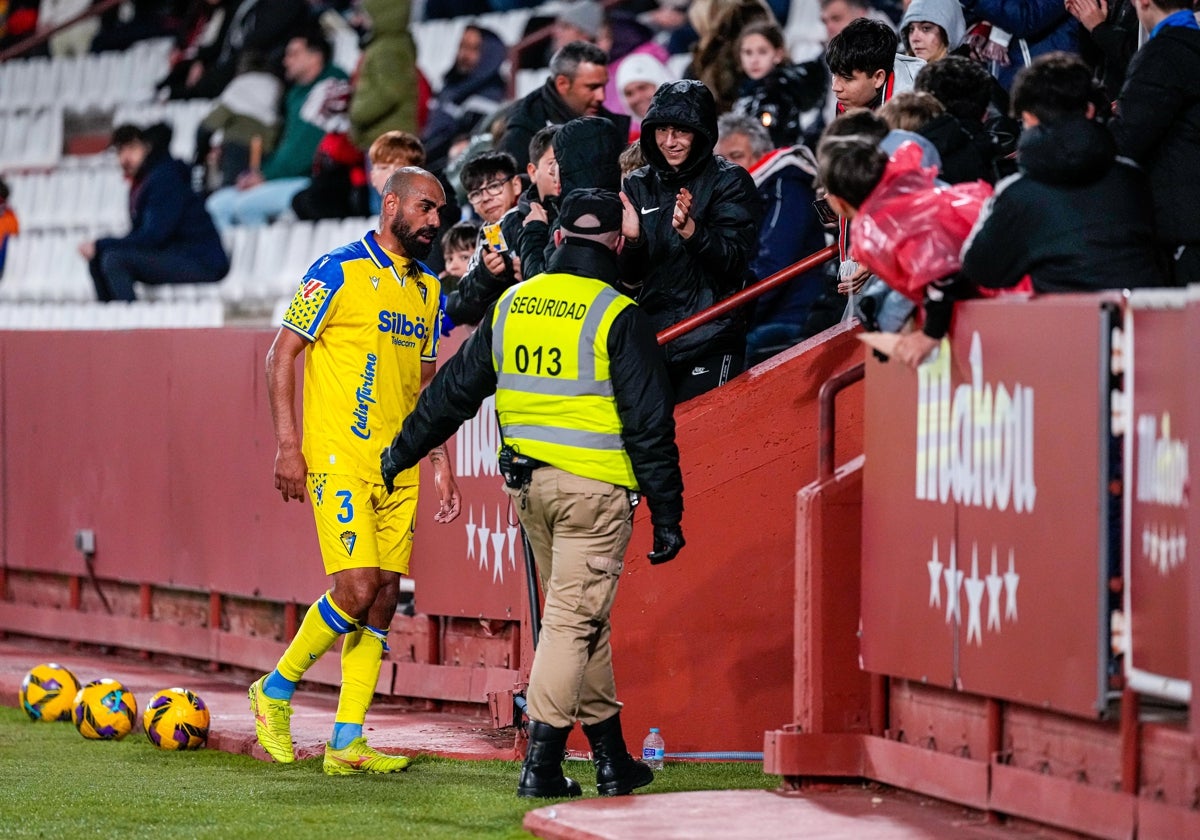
[647,524,685,565]
[380,439,411,493]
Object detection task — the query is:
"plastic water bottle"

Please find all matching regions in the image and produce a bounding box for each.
[641,727,665,770]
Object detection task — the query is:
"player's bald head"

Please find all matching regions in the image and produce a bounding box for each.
[384,167,444,202]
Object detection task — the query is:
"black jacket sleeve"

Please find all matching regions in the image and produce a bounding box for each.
[608,306,684,527]
[388,316,499,471]
[444,245,514,327]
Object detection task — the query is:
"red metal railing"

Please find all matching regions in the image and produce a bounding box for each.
[656,244,838,345]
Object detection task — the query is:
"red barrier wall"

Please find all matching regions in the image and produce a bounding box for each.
[0,322,865,752]
[606,325,864,753]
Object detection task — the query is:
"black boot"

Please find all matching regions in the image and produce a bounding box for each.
[582,713,654,796]
[517,720,583,798]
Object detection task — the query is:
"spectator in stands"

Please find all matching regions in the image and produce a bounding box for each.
[715,114,827,365]
[78,124,229,302]
[421,25,507,173]
[820,0,891,43]
[174,0,312,100]
[158,0,237,100]
[349,0,420,151]
[879,91,994,183]
[731,19,829,149]
[959,0,1081,90]
[619,139,646,177]
[499,41,631,169]
[914,56,1017,183]
[615,53,674,140]
[0,178,17,279]
[688,0,777,113]
[1067,0,1140,102]
[90,0,172,53]
[206,28,347,228]
[899,0,965,64]
[364,132,428,211]
[443,151,523,326]
[824,20,923,331]
[553,0,605,54]
[520,116,624,281]
[828,18,924,115]
[511,125,564,282]
[619,80,762,401]
[195,50,284,191]
[1108,0,1200,287]
[960,53,1164,296]
[40,0,100,57]
[439,221,479,293]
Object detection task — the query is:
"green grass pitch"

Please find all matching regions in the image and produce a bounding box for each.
[0,707,776,839]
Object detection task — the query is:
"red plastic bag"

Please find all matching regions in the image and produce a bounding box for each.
[850,141,993,304]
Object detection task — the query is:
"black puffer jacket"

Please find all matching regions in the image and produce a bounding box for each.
[620,80,762,365]
[961,116,1164,292]
[1109,24,1200,249]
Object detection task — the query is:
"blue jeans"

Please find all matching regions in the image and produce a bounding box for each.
[90,247,228,301]
[206,177,310,228]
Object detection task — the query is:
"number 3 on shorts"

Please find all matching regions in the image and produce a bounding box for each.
[335,490,354,523]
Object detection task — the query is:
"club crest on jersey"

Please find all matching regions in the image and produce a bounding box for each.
[301,279,324,299]
[340,530,357,556]
[415,278,428,303]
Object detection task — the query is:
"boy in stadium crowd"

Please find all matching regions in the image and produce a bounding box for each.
[438,221,479,294]
[819,18,924,335]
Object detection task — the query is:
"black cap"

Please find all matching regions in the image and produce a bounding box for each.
[558,188,623,235]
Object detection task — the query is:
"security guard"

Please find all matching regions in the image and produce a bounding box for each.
[381,188,685,798]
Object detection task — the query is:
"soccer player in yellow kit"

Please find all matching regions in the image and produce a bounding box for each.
[252,167,461,774]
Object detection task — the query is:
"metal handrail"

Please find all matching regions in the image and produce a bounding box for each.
[818,362,865,481]
[0,0,124,63]
[655,244,838,346]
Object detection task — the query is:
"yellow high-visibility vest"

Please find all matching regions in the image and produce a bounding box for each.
[491,273,638,489]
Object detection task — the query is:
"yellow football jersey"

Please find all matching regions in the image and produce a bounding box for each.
[283,231,441,486]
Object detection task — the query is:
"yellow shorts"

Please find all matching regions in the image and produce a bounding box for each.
[308,473,417,575]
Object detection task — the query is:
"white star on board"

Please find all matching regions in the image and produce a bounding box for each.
[965,544,985,646]
[465,508,477,562]
[944,541,963,625]
[477,506,491,570]
[491,506,507,582]
[985,545,1003,633]
[927,538,944,608]
[1004,548,1020,622]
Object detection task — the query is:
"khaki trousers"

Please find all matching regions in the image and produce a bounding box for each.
[509,466,633,728]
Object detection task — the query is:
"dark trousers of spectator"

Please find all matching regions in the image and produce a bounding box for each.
[90,247,227,302]
[668,352,744,403]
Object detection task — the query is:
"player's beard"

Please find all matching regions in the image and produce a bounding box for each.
[391,215,437,260]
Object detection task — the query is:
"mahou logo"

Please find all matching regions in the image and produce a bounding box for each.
[1135,412,1189,575]
[915,333,1037,513]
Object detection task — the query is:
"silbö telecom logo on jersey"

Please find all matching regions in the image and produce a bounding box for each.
[378,310,428,348]
[350,353,378,440]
